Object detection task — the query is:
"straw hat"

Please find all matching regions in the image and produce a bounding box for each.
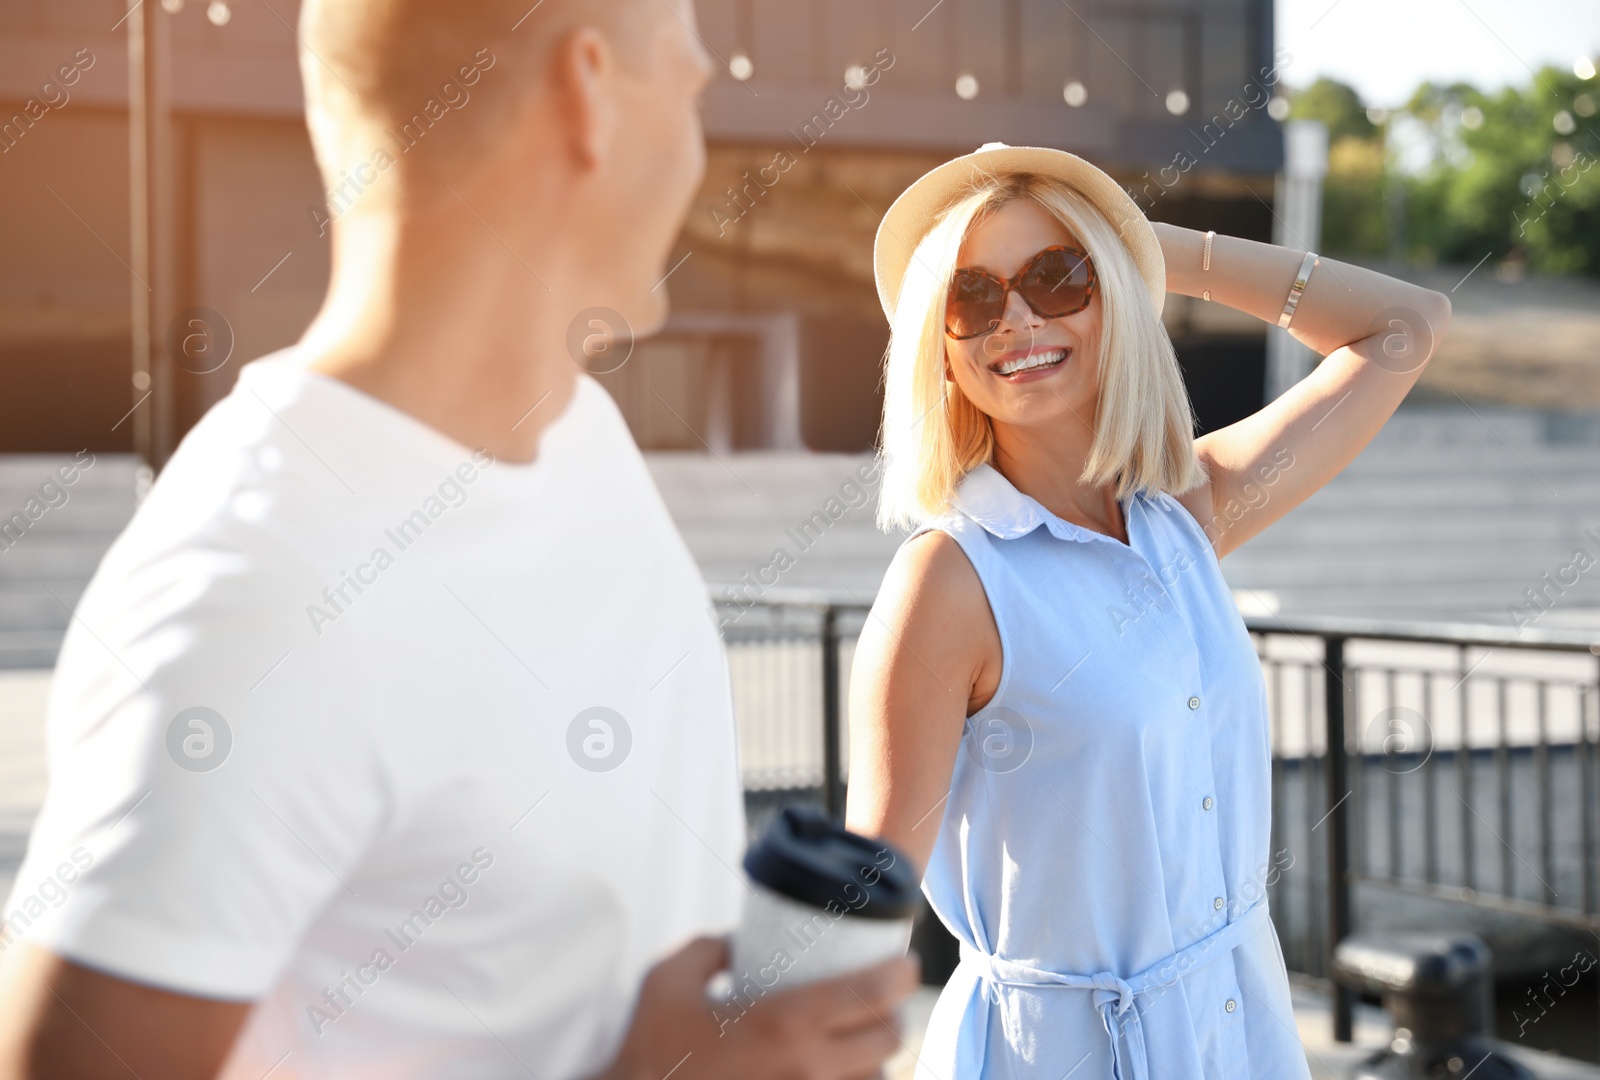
[872,141,1166,324]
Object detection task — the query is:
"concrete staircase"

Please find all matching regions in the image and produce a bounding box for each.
[0,454,139,669]
[1223,403,1600,625]
[0,402,1596,672]
[653,402,1600,629]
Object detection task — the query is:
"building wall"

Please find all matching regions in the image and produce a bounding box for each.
[0,107,133,452]
[690,0,1282,170]
[0,0,1285,455]
[0,106,328,451]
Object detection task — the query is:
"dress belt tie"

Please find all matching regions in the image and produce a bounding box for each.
[956,898,1268,1080]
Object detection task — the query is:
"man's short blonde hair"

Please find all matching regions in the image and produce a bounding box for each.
[875,172,1206,532]
[298,0,653,203]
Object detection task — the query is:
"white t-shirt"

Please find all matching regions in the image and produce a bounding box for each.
[2,352,747,1079]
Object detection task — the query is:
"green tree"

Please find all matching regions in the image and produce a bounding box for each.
[1282,65,1600,276]
[1399,66,1600,274]
[1287,77,1386,258]
[1288,77,1379,144]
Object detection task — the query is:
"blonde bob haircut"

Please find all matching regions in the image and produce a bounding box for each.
[875,171,1206,532]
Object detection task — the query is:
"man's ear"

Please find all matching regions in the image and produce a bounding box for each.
[551,25,616,170]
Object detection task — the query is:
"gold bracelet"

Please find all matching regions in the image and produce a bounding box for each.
[1277,251,1319,329]
[1201,230,1214,301]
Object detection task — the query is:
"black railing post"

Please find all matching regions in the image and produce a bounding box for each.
[1325,635,1354,1041]
[821,605,843,820]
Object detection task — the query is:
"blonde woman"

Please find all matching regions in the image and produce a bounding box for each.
[845,142,1450,1079]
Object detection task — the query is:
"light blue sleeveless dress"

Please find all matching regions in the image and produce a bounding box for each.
[907,463,1311,1080]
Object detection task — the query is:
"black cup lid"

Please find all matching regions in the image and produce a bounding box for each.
[743,805,919,920]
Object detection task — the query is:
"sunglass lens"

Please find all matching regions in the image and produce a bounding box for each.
[947,271,1004,338]
[1018,249,1092,317]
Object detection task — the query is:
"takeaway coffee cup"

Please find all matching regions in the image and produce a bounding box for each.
[723,804,918,993]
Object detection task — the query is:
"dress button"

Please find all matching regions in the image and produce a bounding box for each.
[1203,796,1214,810]
[1213,896,1224,910]
[1188,696,1201,710]
[1225,998,1237,1013]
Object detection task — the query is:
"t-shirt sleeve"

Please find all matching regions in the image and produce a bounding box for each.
[2,531,388,1000]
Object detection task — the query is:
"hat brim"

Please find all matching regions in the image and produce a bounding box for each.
[872,145,1166,324]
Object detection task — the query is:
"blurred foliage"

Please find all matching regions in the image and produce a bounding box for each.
[1288,78,1379,144]
[1286,66,1600,276]
[1323,129,1390,258]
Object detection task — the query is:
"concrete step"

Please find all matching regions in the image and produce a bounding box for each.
[0,400,1596,662]
[0,536,124,580]
[1225,548,1600,579]
[1250,517,1579,547]
[0,454,139,490]
[0,581,91,626]
[0,454,131,666]
[1287,481,1600,509]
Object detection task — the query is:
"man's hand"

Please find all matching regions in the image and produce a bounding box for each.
[602,936,920,1080]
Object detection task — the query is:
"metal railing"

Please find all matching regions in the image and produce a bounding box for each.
[715,590,867,813]
[713,589,1600,1045]
[1262,614,1600,1041]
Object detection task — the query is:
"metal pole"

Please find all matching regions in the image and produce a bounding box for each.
[1325,636,1354,1041]
[1265,120,1328,402]
[821,606,842,820]
[128,0,176,478]
[1593,662,1600,1066]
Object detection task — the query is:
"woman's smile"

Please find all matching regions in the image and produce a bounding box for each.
[987,343,1072,382]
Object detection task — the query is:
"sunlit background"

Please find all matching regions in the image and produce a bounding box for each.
[2,0,1599,1075]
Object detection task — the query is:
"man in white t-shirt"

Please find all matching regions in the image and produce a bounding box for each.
[0,1,916,1077]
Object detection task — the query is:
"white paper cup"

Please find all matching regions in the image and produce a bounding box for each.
[714,805,918,1007]
[728,878,914,989]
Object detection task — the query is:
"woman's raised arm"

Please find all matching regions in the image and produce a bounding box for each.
[1153,222,1452,558]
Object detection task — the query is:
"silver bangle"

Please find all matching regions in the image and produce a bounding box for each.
[1201,230,1214,302]
[1277,251,1318,329]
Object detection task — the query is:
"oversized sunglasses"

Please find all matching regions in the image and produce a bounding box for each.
[944,245,1098,340]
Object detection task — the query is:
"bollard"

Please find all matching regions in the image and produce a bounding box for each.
[1331,932,1535,1079]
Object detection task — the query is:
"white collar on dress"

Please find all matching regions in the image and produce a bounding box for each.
[948,462,1154,544]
